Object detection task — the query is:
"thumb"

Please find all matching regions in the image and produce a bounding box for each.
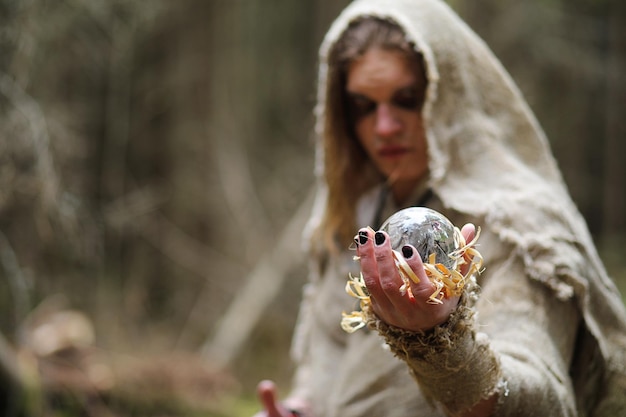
[257,380,286,417]
[460,223,476,245]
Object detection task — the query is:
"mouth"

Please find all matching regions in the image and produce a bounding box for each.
[378,146,410,158]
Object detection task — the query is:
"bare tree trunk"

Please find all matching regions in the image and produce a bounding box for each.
[601,8,625,237]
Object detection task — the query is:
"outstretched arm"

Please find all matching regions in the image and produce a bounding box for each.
[355,225,578,416]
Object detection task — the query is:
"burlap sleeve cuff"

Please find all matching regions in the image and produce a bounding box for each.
[365,296,502,414]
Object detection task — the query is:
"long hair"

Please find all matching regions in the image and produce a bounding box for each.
[318,17,426,252]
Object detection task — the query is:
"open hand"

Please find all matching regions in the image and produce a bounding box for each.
[355,224,476,331]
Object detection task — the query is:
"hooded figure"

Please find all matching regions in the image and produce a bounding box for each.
[260,1,626,416]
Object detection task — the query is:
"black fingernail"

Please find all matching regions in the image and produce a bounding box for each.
[358,230,368,245]
[374,231,385,246]
[402,245,413,259]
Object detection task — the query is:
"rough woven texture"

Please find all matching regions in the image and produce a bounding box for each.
[292,0,626,415]
[366,295,501,414]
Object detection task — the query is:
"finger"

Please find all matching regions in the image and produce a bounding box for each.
[257,380,284,417]
[355,228,378,289]
[372,231,407,301]
[399,244,437,301]
[355,228,392,311]
[459,223,478,276]
[460,223,475,245]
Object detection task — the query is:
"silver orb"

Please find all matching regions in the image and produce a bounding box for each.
[380,207,459,270]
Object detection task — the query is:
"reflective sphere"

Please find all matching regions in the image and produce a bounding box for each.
[380,207,459,269]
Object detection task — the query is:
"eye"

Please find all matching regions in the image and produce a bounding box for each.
[392,87,423,110]
[347,94,376,120]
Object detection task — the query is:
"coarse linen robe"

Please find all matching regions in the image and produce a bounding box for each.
[290,0,626,416]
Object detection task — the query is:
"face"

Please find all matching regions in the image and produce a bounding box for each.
[346,48,428,203]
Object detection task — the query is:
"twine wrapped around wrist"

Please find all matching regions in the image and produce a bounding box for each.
[365,293,474,358]
[365,294,502,414]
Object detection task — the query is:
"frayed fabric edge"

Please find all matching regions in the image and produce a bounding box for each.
[365,294,503,414]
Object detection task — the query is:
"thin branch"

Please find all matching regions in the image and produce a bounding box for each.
[103,186,238,293]
[0,72,59,213]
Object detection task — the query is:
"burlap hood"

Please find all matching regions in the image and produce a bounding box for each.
[312,0,626,386]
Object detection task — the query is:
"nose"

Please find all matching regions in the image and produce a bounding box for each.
[375,103,402,138]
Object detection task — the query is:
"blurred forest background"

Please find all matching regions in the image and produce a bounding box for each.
[0,0,624,415]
